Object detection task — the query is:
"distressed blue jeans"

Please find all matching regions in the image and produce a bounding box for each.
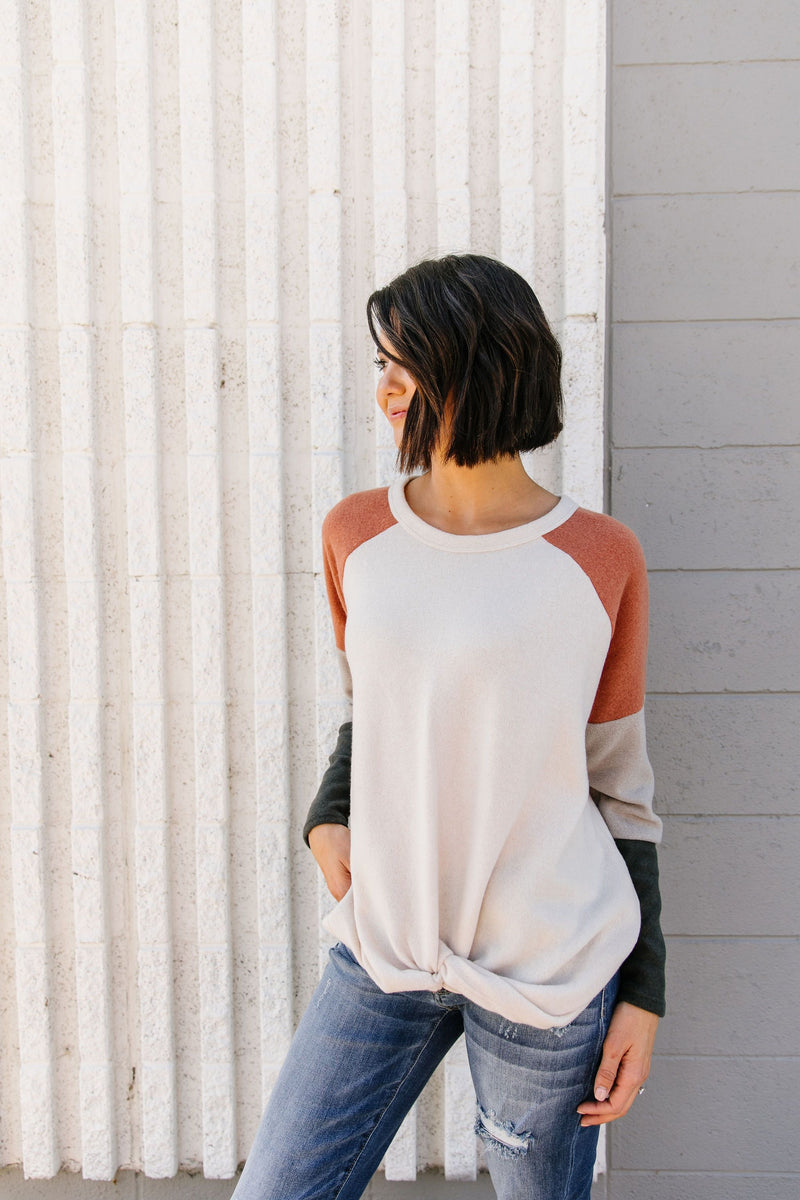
[232,941,619,1200]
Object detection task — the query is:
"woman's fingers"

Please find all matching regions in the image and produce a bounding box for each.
[326,858,352,901]
[576,1000,658,1126]
[591,1039,624,1103]
[577,1058,645,1126]
[308,823,352,900]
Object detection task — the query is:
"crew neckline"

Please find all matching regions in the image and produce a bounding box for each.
[387,475,579,553]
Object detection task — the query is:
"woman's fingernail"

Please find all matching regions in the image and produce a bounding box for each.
[595,1086,608,1101]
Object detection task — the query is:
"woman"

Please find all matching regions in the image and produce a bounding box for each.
[233,254,665,1200]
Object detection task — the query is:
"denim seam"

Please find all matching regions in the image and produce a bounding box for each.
[332,1007,458,1199]
[564,981,609,1199]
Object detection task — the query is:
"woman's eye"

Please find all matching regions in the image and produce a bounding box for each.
[373,356,385,372]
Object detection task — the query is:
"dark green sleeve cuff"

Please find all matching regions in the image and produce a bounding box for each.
[613,837,667,1017]
[302,721,353,847]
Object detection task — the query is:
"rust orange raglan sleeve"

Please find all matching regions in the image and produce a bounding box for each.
[545,511,662,842]
[321,488,398,709]
[322,503,354,707]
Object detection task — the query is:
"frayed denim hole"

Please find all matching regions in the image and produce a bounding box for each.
[474,1104,533,1160]
[497,1021,518,1040]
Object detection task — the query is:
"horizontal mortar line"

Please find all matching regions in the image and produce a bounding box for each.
[615,58,800,68]
[663,937,800,944]
[663,818,800,826]
[661,812,800,818]
[663,932,800,939]
[614,189,800,199]
[646,566,800,573]
[647,690,800,696]
[612,444,800,451]
[611,1170,800,1177]
[661,812,800,819]
[651,1052,800,1060]
[613,316,800,325]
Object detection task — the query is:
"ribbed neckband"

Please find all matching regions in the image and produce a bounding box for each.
[387,475,580,553]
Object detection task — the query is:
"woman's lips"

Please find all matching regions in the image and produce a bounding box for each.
[388,409,407,420]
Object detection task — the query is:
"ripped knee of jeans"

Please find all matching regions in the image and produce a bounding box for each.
[474,1103,534,1160]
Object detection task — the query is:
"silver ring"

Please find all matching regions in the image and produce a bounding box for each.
[637,1086,646,1096]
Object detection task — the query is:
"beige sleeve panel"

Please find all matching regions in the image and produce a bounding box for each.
[586,710,662,842]
[546,508,660,841]
[336,647,353,706]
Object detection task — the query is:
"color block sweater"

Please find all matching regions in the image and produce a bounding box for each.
[310,476,665,1028]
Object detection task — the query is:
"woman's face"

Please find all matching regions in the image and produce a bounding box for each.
[374,332,417,448]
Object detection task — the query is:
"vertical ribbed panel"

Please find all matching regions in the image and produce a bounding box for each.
[435,0,470,252]
[559,0,606,511]
[371,3,415,1176]
[0,0,608,1180]
[0,0,59,1179]
[178,0,236,1178]
[50,0,117,1178]
[499,0,536,277]
[443,1035,478,1182]
[436,6,476,1175]
[242,0,293,1108]
[307,0,347,973]
[372,0,407,487]
[115,0,178,1177]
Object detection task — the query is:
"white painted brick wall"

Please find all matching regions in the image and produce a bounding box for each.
[0,0,607,1181]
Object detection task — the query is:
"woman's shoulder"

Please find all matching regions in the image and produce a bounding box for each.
[551,504,648,578]
[323,485,392,530]
[322,486,397,558]
[573,505,644,551]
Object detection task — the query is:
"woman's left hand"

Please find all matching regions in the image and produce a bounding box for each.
[576,1001,659,1126]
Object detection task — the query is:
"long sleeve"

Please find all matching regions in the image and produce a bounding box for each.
[614,838,666,1017]
[582,531,663,843]
[302,721,352,846]
[579,527,665,1015]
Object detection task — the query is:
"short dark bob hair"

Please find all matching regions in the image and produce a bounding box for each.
[366,253,563,473]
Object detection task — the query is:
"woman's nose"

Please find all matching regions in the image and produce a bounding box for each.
[381,365,406,395]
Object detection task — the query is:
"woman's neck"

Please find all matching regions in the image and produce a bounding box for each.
[404,455,561,536]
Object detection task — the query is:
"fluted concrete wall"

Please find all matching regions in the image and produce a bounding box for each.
[0,0,606,1182]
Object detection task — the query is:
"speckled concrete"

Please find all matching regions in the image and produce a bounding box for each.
[0,0,607,1183]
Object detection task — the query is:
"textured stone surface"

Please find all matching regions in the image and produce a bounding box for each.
[608,2,800,1194]
[613,0,800,64]
[609,1173,800,1200]
[613,447,800,569]
[647,570,799,693]
[646,694,800,816]
[0,0,607,1183]
[656,937,800,1055]
[614,63,800,195]
[660,817,798,937]
[611,321,800,449]
[611,1057,799,1172]
[612,194,800,323]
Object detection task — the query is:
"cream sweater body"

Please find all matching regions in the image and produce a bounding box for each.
[322,476,662,1028]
